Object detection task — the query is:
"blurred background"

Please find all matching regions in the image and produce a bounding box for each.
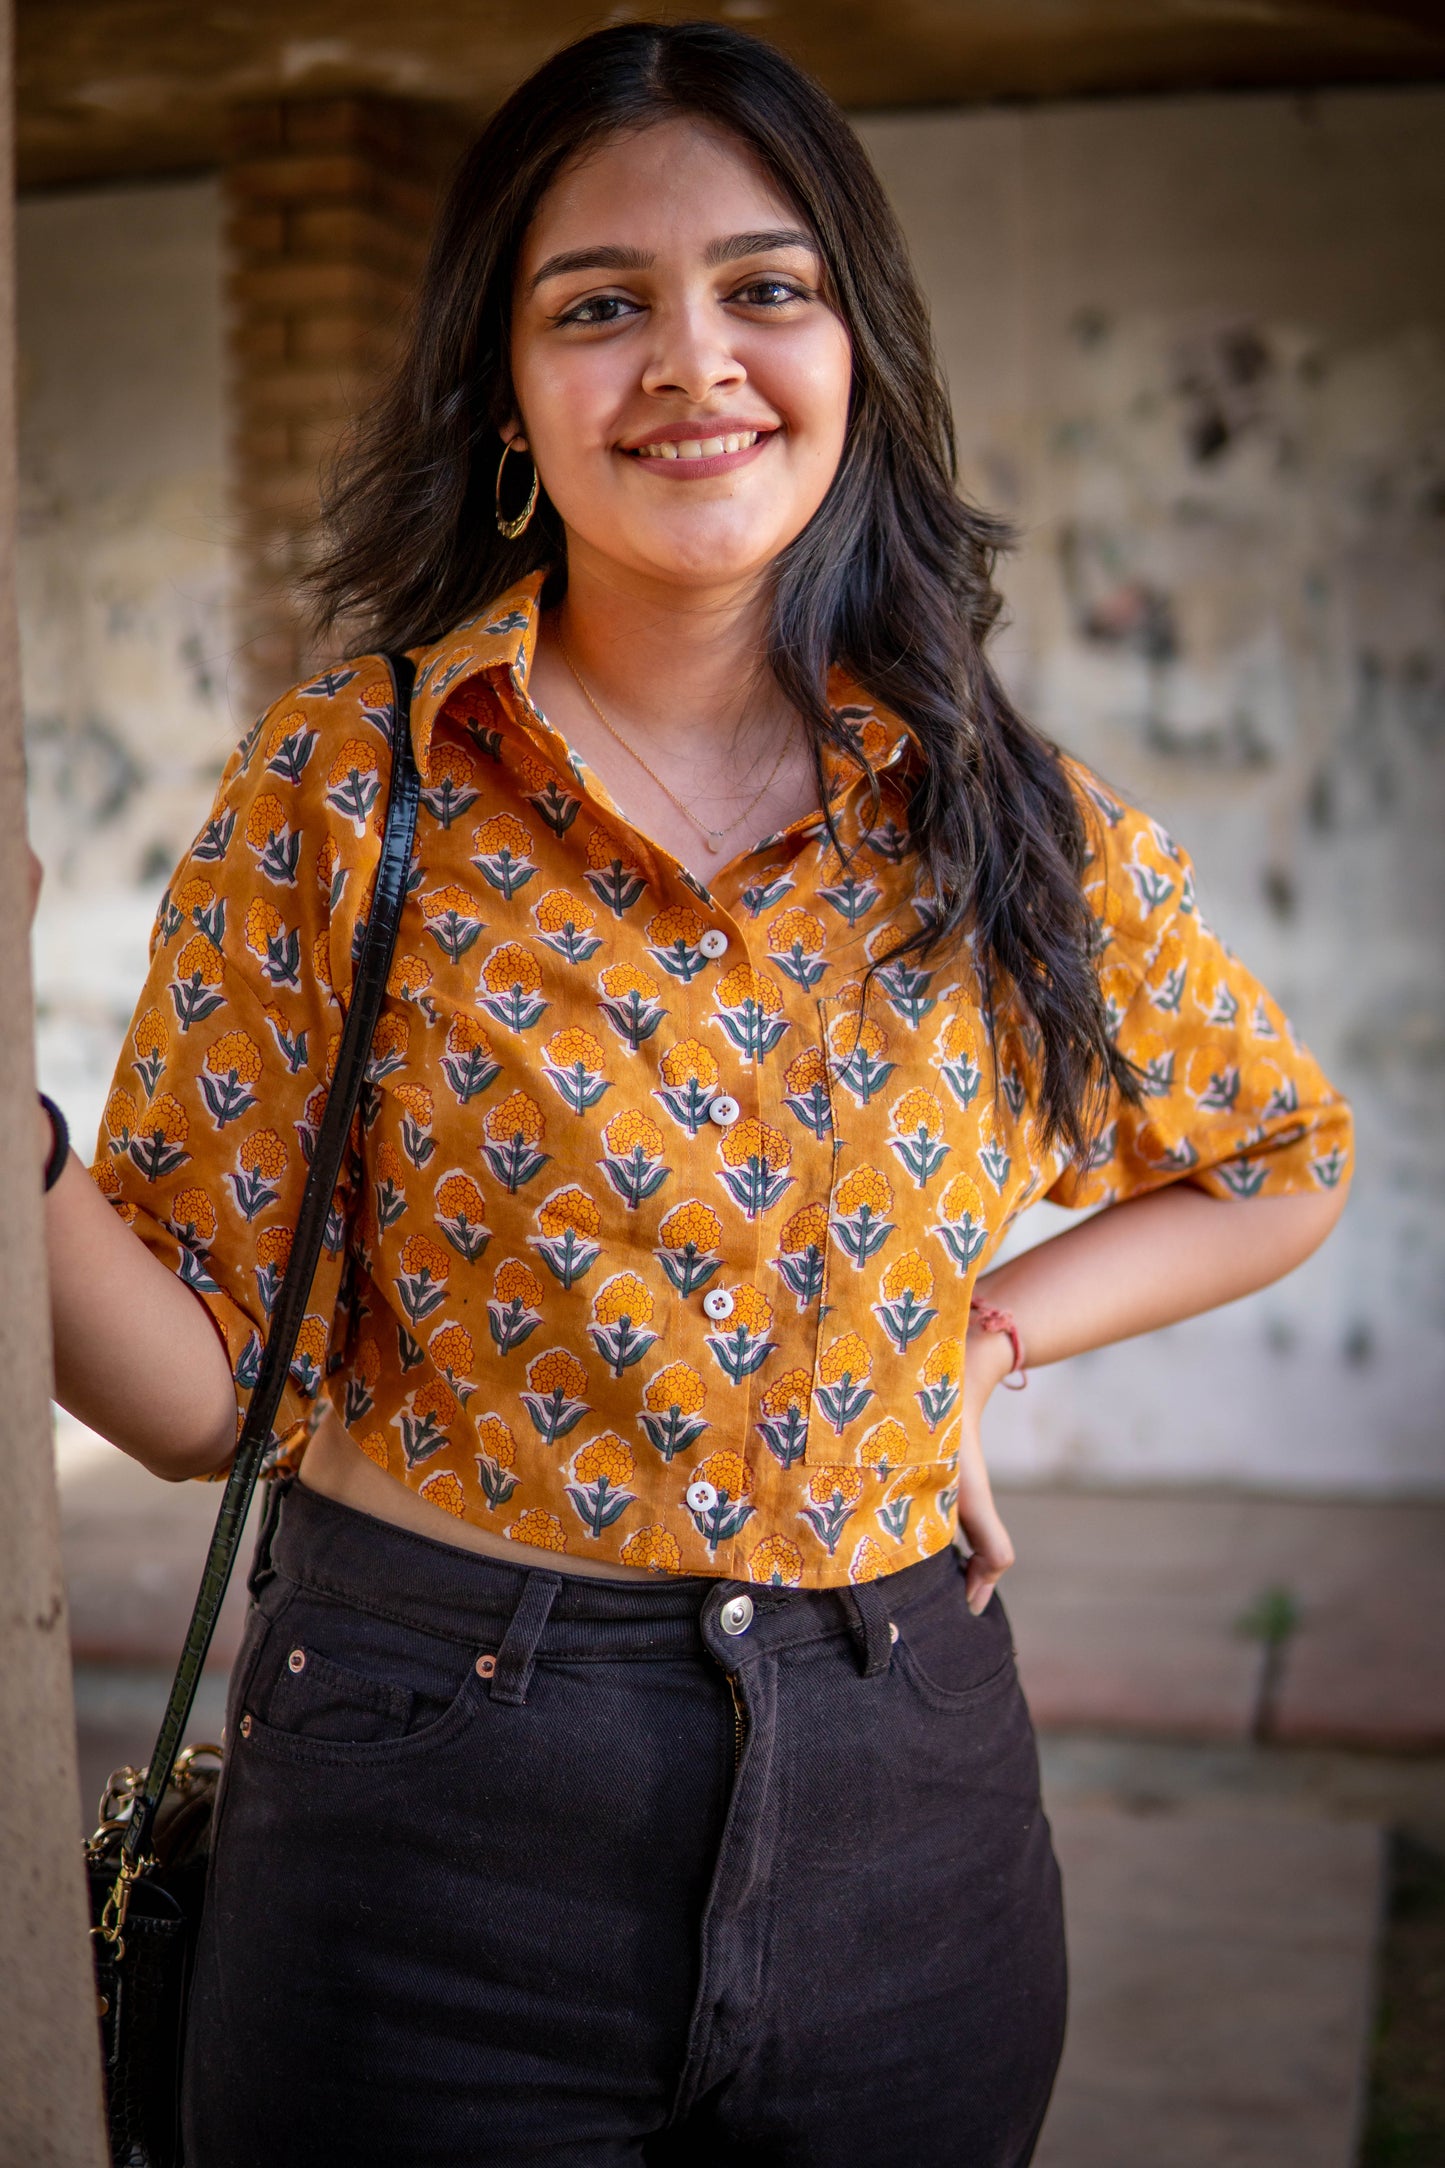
[19,3,1444,2161]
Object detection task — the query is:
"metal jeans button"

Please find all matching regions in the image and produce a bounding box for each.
[720,1594,754,1636]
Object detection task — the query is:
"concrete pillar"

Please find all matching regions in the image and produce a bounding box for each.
[223,96,451,712]
[0,0,108,2152]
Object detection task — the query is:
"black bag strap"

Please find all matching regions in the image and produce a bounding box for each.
[120,652,420,1873]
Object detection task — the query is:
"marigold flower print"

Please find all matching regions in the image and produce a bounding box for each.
[917,1336,963,1434]
[541,1026,611,1114]
[565,1432,638,1538]
[440,1012,501,1104]
[588,1272,658,1376]
[755,1369,811,1470]
[244,790,300,885]
[766,906,828,990]
[315,833,344,912]
[506,1508,568,1554]
[933,1012,983,1110]
[326,735,381,834]
[474,1413,519,1510]
[168,1185,218,1247]
[711,963,789,1063]
[814,1331,873,1436]
[487,1258,545,1358]
[170,933,226,1030]
[800,1464,864,1555]
[388,951,434,1006]
[859,1417,910,1480]
[429,1321,476,1390]
[654,1039,719,1134]
[261,1000,308,1075]
[583,824,648,916]
[638,1361,708,1461]
[619,1525,683,1574]
[599,1108,669,1210]
[531,1185,602,1287]
[520,1348,590,1445]
[781,1046,832,1140]
[342,1331,381,1428]
[716,1117,793,1220]
[398,1377,460,1467]
[814,844,879,928]
[868,921,937,1029]
[166,875,225,947]
[254,1222,292,1318]
[774,1201,827,1310]
[419,1468,468,1519]
[434,1171,492,1263]
[226,1125,284,1220]
[481,1091,549,1192]
[366,1011,410,1085]
[243,897,301,990]
[705,1283,775,1384]
[471,813,536,899]
[520,751,581,839]
[875,1472,915,1545]
[889,1086,950,1189]
[288,1313,330,1400]
[747,1535,805,1588]
[597,961,666,1052]
[478,941,548,1032]
[827,1011,894,1104]
[396,1232,451,1327]
[125,1093,191,1184]
[645,905,707,984]
[533,886,603,964]
[655,1200,723,1296]
[393,1081,436,1171]
[358,1429,390,1472]
[830,1164,895,1268]
[874,1248,938,1354]
[131,1007,169,1096]
[419,741,479,829]
[686,1450,754,1552]
[421,883,486,965]
[199,1030,263,1128]
[848,1535,888,1583]
[930,1170,990,1274]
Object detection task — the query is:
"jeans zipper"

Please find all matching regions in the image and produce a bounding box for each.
[726,1672,747,1771]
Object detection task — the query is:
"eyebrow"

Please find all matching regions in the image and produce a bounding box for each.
[526,228,817,296]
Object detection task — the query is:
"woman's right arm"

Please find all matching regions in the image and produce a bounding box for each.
[41,1101,238,1481]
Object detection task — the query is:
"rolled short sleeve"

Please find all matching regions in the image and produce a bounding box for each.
[89,678,392,1454]
[1047,772,1353,1210]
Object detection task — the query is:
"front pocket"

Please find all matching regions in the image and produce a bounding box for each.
[892,1567,1019,1707]
[267,1645,416,1744]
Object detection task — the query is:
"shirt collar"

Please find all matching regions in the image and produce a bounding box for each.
[406,571,919,793]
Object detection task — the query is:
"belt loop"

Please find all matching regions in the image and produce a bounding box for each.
[246,1471,292,1598]
[843,1581,894,1678]
[489,1571,562,1705]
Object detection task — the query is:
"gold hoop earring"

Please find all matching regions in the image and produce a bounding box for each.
[495,439,539,540]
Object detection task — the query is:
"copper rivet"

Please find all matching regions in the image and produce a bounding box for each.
[889,1622,899,1643]
[97,1996,109,2018]
[476,1654,497,1678]
[240,1714,252,1738]
[288,1648,306,1673]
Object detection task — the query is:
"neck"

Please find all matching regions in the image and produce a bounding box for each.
[547,548,784,750]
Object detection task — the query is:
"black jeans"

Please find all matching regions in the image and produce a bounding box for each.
[183,1478,1066,2166]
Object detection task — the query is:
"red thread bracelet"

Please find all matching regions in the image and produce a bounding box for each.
[969,1298,1027,1390]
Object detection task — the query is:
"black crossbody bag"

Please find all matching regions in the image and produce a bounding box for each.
[85,652,420,2168]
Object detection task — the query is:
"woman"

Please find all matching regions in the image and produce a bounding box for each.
[40,22,1351,2166]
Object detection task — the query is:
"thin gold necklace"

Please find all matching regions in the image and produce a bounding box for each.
[559,640,793,856]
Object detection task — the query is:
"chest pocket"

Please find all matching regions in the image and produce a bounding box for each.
[802,994,971,1473]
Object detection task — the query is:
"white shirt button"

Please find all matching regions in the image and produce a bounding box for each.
[702,1288,735,1322]
[686,1481,718,1514]
[699,929,730,960]
[709,1095,741,1128]
[720,1594,754,1636]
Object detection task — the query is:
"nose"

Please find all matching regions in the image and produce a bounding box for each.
[638,298,745,405]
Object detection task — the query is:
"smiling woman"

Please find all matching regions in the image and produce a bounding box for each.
[41,17,1351,2168]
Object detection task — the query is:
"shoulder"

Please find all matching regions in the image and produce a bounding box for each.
[1059,756,1198,956]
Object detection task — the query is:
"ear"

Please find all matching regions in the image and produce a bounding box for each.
[500,422,529,454]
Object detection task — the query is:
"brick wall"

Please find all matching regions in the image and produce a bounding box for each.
[224,96,457,713]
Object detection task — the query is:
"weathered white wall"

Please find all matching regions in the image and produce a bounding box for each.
[22,97,1445,1496]
[859,86,1445,1495]
[21,178,236,1157]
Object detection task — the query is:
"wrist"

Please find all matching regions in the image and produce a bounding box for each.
[963,1317,1016,1409]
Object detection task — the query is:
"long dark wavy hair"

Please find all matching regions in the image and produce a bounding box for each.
[309,18,1138,1153]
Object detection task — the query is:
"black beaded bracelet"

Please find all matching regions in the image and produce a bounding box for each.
[39,1092,70,1191]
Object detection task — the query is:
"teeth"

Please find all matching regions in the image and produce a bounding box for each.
[634,432,759,460]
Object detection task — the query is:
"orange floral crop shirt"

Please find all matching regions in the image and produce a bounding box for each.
[95,573,1352,1589]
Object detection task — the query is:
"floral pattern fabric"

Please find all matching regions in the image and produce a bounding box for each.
[95,573,1352,1589]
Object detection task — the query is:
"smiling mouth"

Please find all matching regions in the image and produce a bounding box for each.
[628,431,763,460]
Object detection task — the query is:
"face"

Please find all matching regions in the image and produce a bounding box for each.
[509,117,853,597]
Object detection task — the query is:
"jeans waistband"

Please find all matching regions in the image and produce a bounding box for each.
[258,1476,954,1690]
